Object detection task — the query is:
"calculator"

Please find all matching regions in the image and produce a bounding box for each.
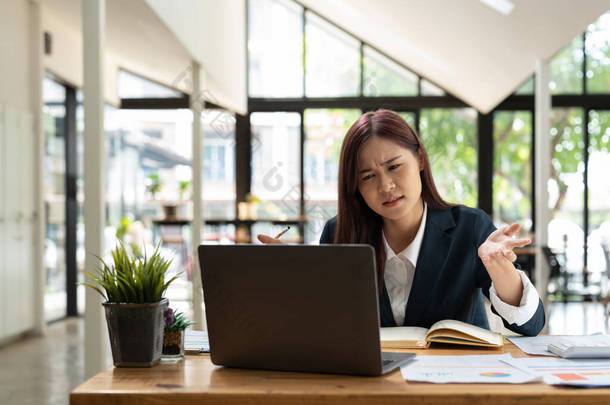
[548,342,610,359]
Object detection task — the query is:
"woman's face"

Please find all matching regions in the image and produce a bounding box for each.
[357,136,423,222]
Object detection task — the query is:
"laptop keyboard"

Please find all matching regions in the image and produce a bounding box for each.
[382,359,393,366]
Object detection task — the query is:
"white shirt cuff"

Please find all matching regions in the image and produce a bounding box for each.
[489,270,540,326]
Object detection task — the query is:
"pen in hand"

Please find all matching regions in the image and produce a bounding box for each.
[274,226,290,239]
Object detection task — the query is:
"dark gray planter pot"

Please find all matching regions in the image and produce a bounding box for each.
[103,298,168,367]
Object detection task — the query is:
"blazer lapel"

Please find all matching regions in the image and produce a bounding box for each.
[403,208,455,326]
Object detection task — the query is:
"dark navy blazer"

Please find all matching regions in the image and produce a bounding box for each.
[319,205,545,336]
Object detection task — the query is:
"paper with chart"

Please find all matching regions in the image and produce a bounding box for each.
[508,335,610,357]
[400,353,538,383]
[504,357,610,387]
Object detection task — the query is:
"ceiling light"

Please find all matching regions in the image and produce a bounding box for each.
[480,0,514,16]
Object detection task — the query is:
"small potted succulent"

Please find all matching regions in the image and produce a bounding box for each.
[162,307,195,359]
[83,243,178,367]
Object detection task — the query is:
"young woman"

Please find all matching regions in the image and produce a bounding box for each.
[259,109,544,335]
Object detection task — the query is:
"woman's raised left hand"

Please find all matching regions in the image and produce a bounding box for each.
[478,223,531,264]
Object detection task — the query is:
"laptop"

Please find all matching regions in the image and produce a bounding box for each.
[198,244,414,376]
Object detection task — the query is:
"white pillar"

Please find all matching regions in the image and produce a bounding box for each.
[191,61,206,330]
[29,0,45,336]
[83,0,108,378]
[535,59,551,330]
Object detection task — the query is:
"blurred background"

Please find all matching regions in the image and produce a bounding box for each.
[1,1,609,402]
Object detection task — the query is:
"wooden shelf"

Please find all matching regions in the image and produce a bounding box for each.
[153,218,307,226]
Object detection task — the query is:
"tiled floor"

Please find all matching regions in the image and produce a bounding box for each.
[0,302,609,405]
[0,318,86,405]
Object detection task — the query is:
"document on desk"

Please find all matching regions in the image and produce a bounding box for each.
[507,336,558,356]
[400,353,538,384]
[503,357,610,387]
[184,330,210,353]
[508,335,610,357]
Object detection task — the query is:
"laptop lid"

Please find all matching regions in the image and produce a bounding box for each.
[198,244,387,376]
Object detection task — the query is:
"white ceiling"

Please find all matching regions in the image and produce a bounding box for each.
[41,0,608,114]
[298,0,609,113]
[144,0,247,115]
[42,0,195,103]
[41,0,246,114]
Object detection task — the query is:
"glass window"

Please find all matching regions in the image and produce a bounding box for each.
[585,12,610,94]
[548,108,584,276]
[419,108,477,207]
[109,109,193,224]
[76,93,85,315]
[420,78,445,96]
[202,109,236,219]
[397,112,416,130]
[305,11,360,97]
[586,110,610,279]
[492,111,533,232]
[248,0,303,97]
[550,36,584,94]
[515,76,534,95]
[118,70,182,99]
[109,108,194,306]
[251,112,301,220]
[43,77,66,321]
[304,109,360,243]
[363,45,418,96]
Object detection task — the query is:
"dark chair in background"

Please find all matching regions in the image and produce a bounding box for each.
[543,245,601,303]
[543,245,567,300]
[602,244,610,323]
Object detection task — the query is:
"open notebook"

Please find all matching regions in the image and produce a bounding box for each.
[380,319,503,349]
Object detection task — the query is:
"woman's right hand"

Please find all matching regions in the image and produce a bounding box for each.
[256,234,284,244]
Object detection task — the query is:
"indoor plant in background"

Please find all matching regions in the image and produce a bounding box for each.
[145,172,163,200]
[177,180,191,219]
[83,244,179,367]
[162,307,195,359]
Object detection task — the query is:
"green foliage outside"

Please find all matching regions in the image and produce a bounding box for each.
[493,111,532,227]
[419,108,478,207]
[83,244,178,303]
[549,108,585,226]
[550,35,584,94]
[363,46,418,97]
[586,14,610,94]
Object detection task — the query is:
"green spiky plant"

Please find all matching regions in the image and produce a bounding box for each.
[83,243,179,303]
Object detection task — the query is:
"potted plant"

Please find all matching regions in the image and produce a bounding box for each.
[146,172,163,200]
[176,180,192,219]
[178,180,191,201]
[83,244,179,367]
[162,307,195,359]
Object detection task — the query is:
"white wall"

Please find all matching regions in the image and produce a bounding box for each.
[41,4,120,106]
[0,105,36,341]
[0,0,33,111]
[0,0,40,342]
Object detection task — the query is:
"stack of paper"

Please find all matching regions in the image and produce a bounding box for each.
[184,330,210,354]
[504,357,610,387]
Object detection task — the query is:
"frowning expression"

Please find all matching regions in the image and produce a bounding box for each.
[357,136,423,221]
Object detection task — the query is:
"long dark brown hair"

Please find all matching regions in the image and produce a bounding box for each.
[335,109,454,290]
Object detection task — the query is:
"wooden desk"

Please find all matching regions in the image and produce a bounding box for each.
[71,343,610,405]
